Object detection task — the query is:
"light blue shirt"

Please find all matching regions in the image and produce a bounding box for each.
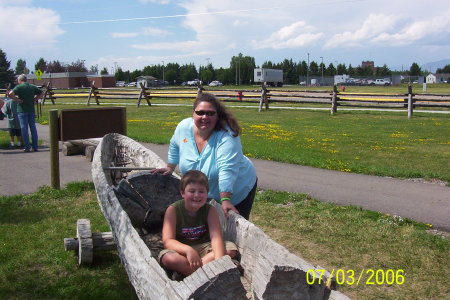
[168,118,256,205]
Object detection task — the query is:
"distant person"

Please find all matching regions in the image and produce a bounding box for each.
[159,170,238,279]
[7,74,43,152]
[1,95,23,148]
[152,93,257,220]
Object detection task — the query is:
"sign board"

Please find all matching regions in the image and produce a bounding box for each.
[58,107,126,141]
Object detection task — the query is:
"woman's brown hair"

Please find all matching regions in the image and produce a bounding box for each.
[193,93,241,137]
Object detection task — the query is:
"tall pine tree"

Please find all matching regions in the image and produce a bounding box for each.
[0,49,15,88]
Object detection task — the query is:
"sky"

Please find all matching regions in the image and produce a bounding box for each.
[1,0,450,74]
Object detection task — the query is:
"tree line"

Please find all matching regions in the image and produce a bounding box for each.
[1,48,448,87]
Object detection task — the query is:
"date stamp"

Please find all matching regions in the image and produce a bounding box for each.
[306,269,405,286]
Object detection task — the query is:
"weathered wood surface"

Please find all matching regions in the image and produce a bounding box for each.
[64,231,116,251]
[76,219,93,265]
[91,133,350,300]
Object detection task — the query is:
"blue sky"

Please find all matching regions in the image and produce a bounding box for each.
[1,0,449,73]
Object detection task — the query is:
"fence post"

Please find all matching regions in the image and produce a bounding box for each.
[49,109,60,189]
[259,84,268,112]
[86,82,100,106]
[331,85,338,114]
[137,82,151,107]
[407,84,413,119]
[197,83,204,97]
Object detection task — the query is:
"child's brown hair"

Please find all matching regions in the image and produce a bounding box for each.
[180,170,209,192]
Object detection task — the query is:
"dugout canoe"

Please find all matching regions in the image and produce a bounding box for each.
[91,133,349,300]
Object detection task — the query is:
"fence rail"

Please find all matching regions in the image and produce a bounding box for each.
[1,83,449,118]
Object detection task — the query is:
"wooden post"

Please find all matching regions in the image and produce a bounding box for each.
[331,85,338,115]
[137,82,151,107]
[121,106,127,136]
[86,82,100,106]
[197,82,204,97]
[259,84,268,112]
[49,109,60,189]
[42,82,55,105]
[407,84,413,119]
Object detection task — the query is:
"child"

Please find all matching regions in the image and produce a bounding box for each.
[159,170,238,278]
[1,95,22,148]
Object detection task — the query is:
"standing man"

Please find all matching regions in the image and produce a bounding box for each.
[7,74,43,152]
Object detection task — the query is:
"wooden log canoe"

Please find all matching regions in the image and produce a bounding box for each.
[91,133,350,300]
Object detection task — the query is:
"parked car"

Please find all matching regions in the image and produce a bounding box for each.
[115,81,126,87]
[372,79,391,86]
[209,80,223,87]
[127,82,137,87]
[187,79,202,86]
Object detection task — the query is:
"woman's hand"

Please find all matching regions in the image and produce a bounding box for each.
[150,164,176,176]
[221,200,239,218]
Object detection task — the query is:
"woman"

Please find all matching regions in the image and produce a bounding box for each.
[153,93,257,219]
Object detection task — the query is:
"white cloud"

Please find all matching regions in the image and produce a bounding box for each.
[111,27,171,39]
[0,6,64,55]
[138,0,170,4]
[371,13,450,46]
[141,27,172,37]
[111,32,138,38]
[251,21,323,49]
[325,10,450,49]
[324,14,398,48]
[131,40,201,52]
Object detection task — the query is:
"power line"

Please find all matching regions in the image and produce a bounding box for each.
[60,0,370,25]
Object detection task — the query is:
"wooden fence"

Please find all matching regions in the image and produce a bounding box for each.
[1,83,449,119]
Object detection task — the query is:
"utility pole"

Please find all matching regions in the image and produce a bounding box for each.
[320,56,324,86]
[307,53,310,86]
[162,60,165,83]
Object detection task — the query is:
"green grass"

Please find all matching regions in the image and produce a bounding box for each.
[251,190,449,300]
[35,103,450,183]
[0,182,137,299]
[1,184,447,299]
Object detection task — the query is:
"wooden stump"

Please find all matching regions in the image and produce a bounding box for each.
[64,232,116,252]
[85,145,96,162]
[62,142,84,156]
[76,219,93,265]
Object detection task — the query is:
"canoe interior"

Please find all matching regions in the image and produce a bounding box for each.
[92,133,349,300]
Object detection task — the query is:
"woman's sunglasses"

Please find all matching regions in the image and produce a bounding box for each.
[195,110,217,116]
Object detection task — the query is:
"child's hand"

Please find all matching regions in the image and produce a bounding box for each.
[186,248,202,269]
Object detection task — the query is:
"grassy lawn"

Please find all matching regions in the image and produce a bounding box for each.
[35,103,450,183]
[0,184,447,299]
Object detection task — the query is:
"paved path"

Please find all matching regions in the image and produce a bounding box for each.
[1,119,448,231]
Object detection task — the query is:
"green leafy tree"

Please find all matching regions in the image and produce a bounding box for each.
[309,61,319,76]
[376,64,391,76]
[337,64,347,75]
[67,59,87,72]
[100,67,109,75]
[115,67,125,81]
[325,63,336,76]
[46,60,66,73]
[179,63,198,82]
[347,64,355,76]
[34,57,47,73]
[409,63,422,76]
[216,67,234,85]
[15,59,28,74]
[165,69,178,84]
[297,61,308,76]
[436,64,450,73]
[130,69,142,81]
[0,49,15,87]
[90,65,99,74]
[230,53,256,85]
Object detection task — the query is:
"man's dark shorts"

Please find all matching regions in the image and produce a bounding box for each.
[9,128,21,137]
